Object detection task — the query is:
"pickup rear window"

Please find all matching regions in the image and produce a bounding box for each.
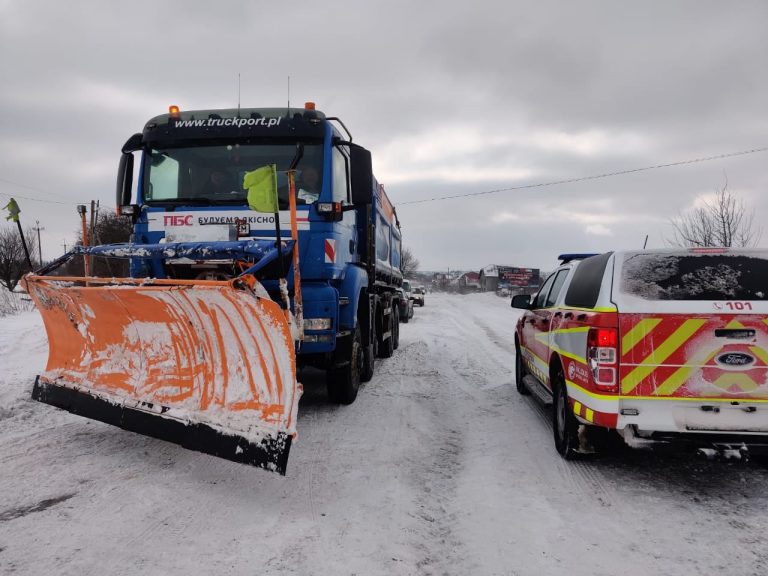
[620,253,768,301]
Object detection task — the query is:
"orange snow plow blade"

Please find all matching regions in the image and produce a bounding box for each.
[23,274,300,474]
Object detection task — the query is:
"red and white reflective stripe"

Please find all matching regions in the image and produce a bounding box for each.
[324,239,336,264]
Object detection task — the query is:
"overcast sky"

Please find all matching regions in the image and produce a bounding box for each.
[1,0,766,271]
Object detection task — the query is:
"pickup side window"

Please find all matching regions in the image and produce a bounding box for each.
[545,269,569,307]
[564,252,612,308]
[534,273,557,309]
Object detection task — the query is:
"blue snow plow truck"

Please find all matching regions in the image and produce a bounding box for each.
[112,102,405,404]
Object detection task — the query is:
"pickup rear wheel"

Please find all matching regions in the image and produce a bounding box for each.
[327,324,362,405]
[515,342,530,396]
[553,365,580,459]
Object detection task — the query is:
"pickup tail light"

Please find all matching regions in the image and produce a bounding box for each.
[588,327,618,392]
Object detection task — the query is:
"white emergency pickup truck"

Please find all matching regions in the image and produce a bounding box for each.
[512,249,768,459]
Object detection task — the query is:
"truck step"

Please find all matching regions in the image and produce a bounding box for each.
[523,374,553,407]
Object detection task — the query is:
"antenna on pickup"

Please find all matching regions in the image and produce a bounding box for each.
[237,73,241,115]
[287,75,291,110]
[643,234,649,249]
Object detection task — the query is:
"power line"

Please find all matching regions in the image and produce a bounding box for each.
[397,146,768,206]
[0,177,78,203]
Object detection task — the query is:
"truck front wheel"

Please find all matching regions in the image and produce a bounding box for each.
[327,325,362,405]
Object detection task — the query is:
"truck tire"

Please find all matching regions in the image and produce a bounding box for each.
[400,304,409,324]
[392,305,400,350]
[361,341,375,383]
[327,324,362,405]
[515,342,530,396]
[552,365,579,459]
[379,311,395,359]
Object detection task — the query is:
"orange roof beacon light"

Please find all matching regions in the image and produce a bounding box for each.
[304,101,316,110]
[169,105,181,119]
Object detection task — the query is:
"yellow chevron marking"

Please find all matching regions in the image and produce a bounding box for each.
[750,346,768,365]
[621,318,662,355]
[573,401,582,416]
[585,408,594,422]
[713,373,759,392]
[653,350,719,397]
[621,319,708,394]
[726,319,746,329]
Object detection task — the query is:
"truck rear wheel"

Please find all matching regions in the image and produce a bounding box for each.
[327,324,362,405]
[553,365,579,459]
[361,336,375,383]
[392,306,400,350]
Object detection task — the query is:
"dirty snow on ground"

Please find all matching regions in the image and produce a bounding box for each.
[1,292,768,576]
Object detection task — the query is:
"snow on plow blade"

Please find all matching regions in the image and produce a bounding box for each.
[24,275,300,474]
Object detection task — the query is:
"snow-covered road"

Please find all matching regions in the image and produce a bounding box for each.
[2,292,768,575]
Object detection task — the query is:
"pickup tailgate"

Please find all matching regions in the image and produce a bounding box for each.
[616,249,768,402]
[619,313,768,400]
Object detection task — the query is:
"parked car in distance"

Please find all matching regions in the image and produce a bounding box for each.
[412,286,426,307]
[396,287,414,323]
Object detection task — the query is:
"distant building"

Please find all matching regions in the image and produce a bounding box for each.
[480,265,540,293]
[458,271,480,290]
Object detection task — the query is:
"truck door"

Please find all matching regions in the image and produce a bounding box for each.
[331,146,355,266]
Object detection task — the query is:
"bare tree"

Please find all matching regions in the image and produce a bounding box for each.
[0,225,38,291]
[400,246,420,277]
[670,178,762,248]
[77,211,133,246]
[70,211,133,277]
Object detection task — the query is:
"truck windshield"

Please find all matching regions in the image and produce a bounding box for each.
[620,252,768,301]
[144,142,323,207]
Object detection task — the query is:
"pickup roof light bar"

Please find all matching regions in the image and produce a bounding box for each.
[557,253,599,263]
[688,247,729,254]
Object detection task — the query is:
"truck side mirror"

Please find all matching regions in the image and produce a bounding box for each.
[116,133,143,215]
[349,144,372,205]
[116,152,134,209]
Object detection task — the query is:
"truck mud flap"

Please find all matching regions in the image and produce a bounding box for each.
[24,275,300,474]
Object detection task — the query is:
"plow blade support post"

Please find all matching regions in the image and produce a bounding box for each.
[24,276,301,474]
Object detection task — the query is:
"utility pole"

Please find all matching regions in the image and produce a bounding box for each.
[77,205,89,278]
[35,220,44,266]
[62,241,67,254]
[89,200,96,273]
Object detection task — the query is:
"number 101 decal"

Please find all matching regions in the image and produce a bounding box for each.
[714,301,754,311]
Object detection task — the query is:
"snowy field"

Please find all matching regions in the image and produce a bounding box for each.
[1,292,768,575]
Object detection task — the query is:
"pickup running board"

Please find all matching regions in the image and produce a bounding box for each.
[522,374,553,407]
